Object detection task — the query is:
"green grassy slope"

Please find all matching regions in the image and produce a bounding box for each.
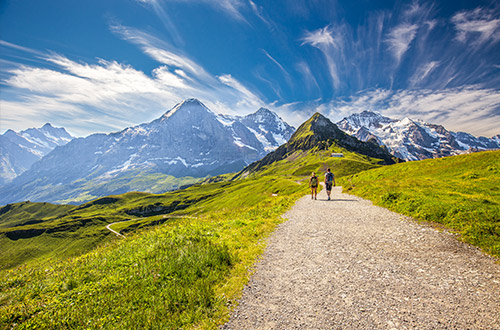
[0,175,305,329]
[242,144,383,180]
[339,150,500,258]
[0,202,75,229]
[0,110,404,329]
[54,171,202,204]
[0,143,383,329]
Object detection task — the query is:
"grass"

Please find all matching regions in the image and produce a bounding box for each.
[0,144,382,329]
[339,150,500,258]
[56,171,202,204]
[0,175,306,329]
[243,145,383,180]
[7,145,497,329]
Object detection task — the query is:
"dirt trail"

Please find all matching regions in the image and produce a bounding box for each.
[222,187,500,329]
[105,222,125,237]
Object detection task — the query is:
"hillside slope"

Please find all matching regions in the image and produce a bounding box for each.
[340,150,500,257]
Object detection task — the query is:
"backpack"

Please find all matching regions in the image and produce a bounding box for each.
[326,172,334,183]
[311,176,318,185]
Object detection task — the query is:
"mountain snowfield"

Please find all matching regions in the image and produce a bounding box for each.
[0,123,73,184]
[337,111,500,161]
[0,99,294,204]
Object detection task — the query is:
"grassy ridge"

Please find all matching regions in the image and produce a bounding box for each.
[243,145,383,179]
[340,150,500,258]
[56,171,202,204]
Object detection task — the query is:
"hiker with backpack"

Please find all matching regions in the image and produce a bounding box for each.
[309,172,319,200]
[324,168,336,200]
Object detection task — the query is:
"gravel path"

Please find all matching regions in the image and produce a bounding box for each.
[222,186,500,329]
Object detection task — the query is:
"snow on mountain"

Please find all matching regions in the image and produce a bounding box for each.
[0,99,295,204]
[337,111,500,161]
[0,124,73,184]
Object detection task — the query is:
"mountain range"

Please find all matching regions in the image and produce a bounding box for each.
[0,124,73,185]
[337,111,500,161]
[2,101,499,205]
[238,112,399,178]
[0,99,294,205]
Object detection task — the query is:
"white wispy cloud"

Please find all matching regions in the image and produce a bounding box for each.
[135,0,184,46]
[409,61,440,87]
[452,7,500,46]
[301,26,342,89]
[1,33,267,135]
[385,23,418,64]
[217,74,263,109]
[0,40,44,56]
[110,24,213,83]
[139,0,247,22]
[261,49,293,88]
[295,61,320,95]
[249,0,274,29]
[302,26,338,48]
[2,57,178,135]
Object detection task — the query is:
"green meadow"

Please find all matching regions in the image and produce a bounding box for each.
[340,150,500,258]
[3,146,497,329]
[0,144,381,329]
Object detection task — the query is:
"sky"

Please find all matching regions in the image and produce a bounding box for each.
[1,0,499,137]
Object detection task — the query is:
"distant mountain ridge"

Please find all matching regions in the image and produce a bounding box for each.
[0,99,294,204]
[337,111,500,161]
[0,124,73,184]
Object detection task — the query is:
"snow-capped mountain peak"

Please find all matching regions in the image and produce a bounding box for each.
[0,124,73,185]
[0,99,295,204]
[338,110,395,130]
[337,111,500,161]
[162,98,213,121]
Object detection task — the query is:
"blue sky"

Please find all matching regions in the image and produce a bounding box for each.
[1,0,499,137]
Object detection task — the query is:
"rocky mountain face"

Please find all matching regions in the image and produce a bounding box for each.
[238,112,400,176]
[0,99,294,204]
[0,124,73,184]
[337,111,500,161]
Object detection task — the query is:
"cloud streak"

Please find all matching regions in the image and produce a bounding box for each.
[385,23,418,65]
[452,7,500,47]
[139,0,248,22]
[261,49,293,89]
[301,26,342,89]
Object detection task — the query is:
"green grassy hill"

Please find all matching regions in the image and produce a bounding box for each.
[0,114,390,329]
[339,150,500,258]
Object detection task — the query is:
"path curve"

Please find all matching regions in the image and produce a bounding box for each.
[222,187,500,329]
[105,222,125,237]
[105,215,197,238]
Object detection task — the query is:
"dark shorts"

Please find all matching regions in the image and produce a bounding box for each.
[325,182,333,191]
[311,185,318,189]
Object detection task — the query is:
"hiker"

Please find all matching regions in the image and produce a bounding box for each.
[324,168,336,200]
[309,172,319,200]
